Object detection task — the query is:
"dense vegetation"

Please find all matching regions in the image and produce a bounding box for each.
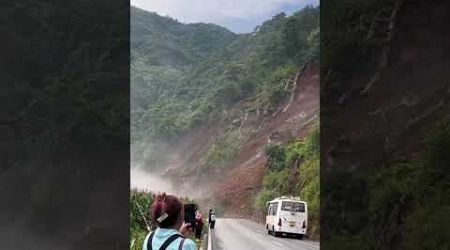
[130,189,154,250]
[2,1,129,248]
[321,0,450,249]
[131,6,319,155]
[323,120,450,249]
[321,0,395,85]
[255,126,319,238]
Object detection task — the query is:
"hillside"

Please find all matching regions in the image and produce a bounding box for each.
[158,63,319,238]
[131,5,318,158]
[131,6,237,67]
[131,6,239,146]
[1,1,129,249]
[321,0,450,248]
[131,5,320,238]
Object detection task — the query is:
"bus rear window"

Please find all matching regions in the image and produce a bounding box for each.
[281,201,305,212]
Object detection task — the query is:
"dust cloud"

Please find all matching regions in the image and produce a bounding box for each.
[130,163,213,201]
[130,165,176,194]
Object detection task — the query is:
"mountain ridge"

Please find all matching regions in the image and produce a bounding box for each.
[131,5,319,147]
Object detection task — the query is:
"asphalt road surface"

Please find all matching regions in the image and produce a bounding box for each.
[212,219,319,250]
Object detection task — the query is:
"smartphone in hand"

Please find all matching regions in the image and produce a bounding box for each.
[184,203,196,229]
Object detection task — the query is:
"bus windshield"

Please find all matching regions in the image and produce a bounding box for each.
[281,201,305,212]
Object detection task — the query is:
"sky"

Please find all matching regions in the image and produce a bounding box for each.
[131,0,319,33]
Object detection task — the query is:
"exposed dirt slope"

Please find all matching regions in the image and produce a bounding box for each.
[215,64,319,217]
[162,64,319,216]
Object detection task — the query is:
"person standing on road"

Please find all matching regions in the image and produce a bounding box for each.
[143,192,197,250]
[208,209,212,224]
[209,210,216,229]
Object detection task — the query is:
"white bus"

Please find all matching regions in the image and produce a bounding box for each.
[265,196,307,239]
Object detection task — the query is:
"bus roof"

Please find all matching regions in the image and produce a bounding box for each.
[269,196,306,203]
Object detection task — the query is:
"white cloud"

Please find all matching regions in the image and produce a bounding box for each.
[131,0,319,32]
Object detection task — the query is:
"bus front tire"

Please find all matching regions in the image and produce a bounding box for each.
[272,226,280,237]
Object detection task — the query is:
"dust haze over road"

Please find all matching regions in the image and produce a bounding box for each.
[130,163,212,200]
[130,165,176,194]
[212,219,320,250]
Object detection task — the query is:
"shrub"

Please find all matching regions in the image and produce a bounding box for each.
[200,131,241,170]
[130,189,153,250]
[265,144,287,171]
[255,126,320,238]
[339,120,450,249]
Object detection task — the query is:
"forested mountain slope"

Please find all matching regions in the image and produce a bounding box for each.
[321,0,450,248]
[131,6,237,67]
[131,5,318,149]
[2,1,129,249]
[131,5,320,238]
[131,6,239,145]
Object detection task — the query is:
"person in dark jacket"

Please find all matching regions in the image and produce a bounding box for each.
[208,209,212,223]
[209,210,216,229]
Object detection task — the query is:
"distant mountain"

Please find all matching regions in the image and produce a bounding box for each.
[131,6,238,67]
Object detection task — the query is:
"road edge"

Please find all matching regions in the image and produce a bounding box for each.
[207,227,212,250]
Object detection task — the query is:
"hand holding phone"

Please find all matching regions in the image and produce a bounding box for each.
[180,222,193,237]
[183,203,196,229]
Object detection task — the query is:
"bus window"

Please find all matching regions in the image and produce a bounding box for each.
[281,201,305,212]
[271,203,278,215]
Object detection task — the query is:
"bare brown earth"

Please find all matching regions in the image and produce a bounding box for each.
[165,64,319,217]
[215,64,319,217]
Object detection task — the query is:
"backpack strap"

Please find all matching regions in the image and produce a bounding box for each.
[178,238,185,250]
[147,232,155,250]
[159,234,183,250]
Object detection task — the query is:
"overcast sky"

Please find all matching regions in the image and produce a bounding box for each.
[131,0,319,33]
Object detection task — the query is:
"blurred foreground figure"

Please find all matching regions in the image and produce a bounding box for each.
[143,192,197,250]
[195,212,204,239]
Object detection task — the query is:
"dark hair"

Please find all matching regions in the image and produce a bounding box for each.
[151,192,183,228]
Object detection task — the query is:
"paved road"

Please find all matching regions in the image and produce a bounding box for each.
[212,219,319,250]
